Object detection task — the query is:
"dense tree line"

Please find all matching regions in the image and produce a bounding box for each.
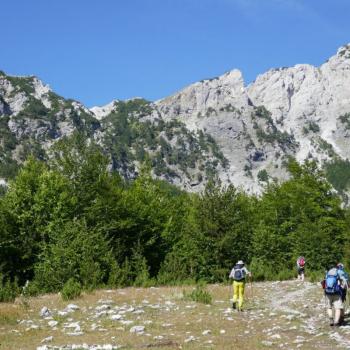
[0,135,349,300]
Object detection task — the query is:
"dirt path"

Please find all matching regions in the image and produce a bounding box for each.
[253,280,350,349]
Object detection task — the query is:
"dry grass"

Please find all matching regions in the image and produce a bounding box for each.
[0,281,346,349]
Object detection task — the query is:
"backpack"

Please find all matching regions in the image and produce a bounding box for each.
[298,257,305,267]
[325,268,341,295]
[233,266,245,281]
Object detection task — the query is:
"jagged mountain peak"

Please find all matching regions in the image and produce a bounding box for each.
[90,100,120,120]
[1,44,350,196]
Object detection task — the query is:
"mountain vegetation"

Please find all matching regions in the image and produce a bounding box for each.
[0,135,349,301]
[2,45,350,301]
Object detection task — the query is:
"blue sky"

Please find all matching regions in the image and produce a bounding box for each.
[2,0,350,107]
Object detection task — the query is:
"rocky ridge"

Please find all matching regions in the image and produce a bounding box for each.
[1,44,350,194]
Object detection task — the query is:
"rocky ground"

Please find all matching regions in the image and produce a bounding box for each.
[1,280,350,349]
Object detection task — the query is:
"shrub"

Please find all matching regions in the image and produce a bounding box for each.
[257,169,269,182]
[157,252,189,285]
[0,277,20,303]
[276,269,295,281]
[249,258,294,281]
[108,259,133,288]
[183,284,212,304]
[308,270,325,283]
[61,278,81,300]
[338,113,350,130]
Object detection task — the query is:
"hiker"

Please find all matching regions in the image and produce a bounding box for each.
[229,260,251,311]
[322,264,348,326]
[296,256,306,281]
[337,263,349,324]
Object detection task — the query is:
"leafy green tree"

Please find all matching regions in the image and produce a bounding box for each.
[183,181,256,281]
[33,219,114,292]
[0,157,47,282]
[253,160,348,272]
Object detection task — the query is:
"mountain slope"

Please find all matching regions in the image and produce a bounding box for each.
[1,44,350,194]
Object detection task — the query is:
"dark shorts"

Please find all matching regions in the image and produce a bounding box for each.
[298,267,305,275]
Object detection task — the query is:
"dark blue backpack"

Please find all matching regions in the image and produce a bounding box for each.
[233,265,245,281]
[325,268,341,295]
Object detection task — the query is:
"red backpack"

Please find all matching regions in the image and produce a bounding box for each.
[298,257,305,267]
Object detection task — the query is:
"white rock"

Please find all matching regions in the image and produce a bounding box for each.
[95,304,110,311]
[48,320,58,327]
[130,325,145,334]
[40,336,53,343]
[66,304,80,311]
[184,336,196,343]
[110,314,123,320]
[120,320,134,325]
[270,334,281,339]
[40,307,52,318]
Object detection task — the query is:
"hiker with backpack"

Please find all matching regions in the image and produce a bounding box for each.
[336,263,349,324]
[322,264,348,326]
[229,260,251,311]
[296,256,306,281]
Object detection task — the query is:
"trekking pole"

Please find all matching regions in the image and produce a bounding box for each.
[251,275,253,299]
[228,281,232,306]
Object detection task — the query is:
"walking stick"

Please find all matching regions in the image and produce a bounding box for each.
[249,274,253,299]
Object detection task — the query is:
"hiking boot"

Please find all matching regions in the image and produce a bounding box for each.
[232,302,236,310]
[329,318,334,326]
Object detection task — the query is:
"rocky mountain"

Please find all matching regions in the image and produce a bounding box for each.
[1,44,350,194]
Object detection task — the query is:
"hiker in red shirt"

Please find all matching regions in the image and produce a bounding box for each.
[297,256,306,281]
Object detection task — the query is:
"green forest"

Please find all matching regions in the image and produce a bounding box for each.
[1,134,350,302]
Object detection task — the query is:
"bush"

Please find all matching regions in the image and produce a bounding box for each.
[0,277,20,302]
[275,269,295,281]
[61,278,81,300]
[108,259,133,288]
[257,169,269,182]
[157,252,189,285]
[308,270,325,283]
[249,258,294,281]
[183,284,212,304]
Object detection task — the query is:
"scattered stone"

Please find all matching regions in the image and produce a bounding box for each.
[96,305,111,311]
[97,299,114,304]
[48,320,58,327]
[184,336,196,343]
[154,335,164,340]
[66,304,80,311]
[41,336,53,343]
[270,334,281,339]
[133,309,145,314]
[162,323,173,327]
[66,331,84,336]
[130,325,145,334]
[110,314,123,321]
[202,329,211,335]
[261,340,273,346]
[25,324,39,331]
[58,311,68,317]
[40,307,52,318]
